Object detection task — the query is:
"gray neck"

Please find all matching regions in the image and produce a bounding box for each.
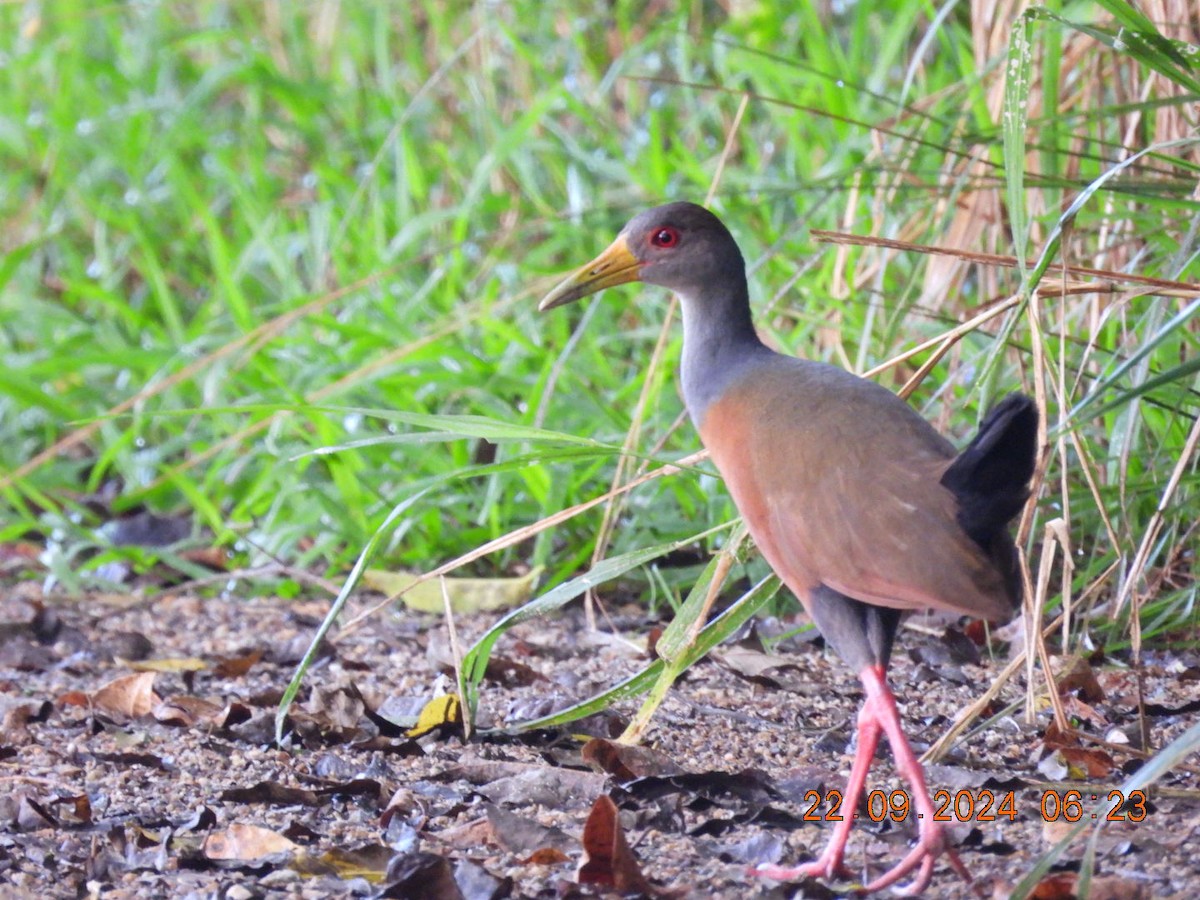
[678,279,768,425]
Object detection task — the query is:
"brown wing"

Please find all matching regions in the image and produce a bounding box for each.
[699,359,1012,620]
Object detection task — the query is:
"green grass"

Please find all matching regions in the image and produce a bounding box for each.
[2,3,1198,647]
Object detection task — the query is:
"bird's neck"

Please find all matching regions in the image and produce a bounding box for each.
[678,279,769,426]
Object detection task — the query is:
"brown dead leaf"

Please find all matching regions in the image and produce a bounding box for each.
[1041,816,1079,846]
[582,737,687,782]
[88,671,161,718]
[1040,723,1116,779]
[377,850,461,897]
[213,648,264,678]
[152,695,224,727]
[216,701,253,729]
[50,793,92,826]
[202,823,298,861]
[1062,694,1109,729]
[2,792,57,830]
[715,645,803,683]
[181,546,229,571]
[0,540,41,566]
[1042,720,1075,750]
[1029,871,1151,900]
[0,699,51,744]
[524,847,571,865]
[380,787,425,830]
[1056,656,1105,702]
[1030,872,1079,899]
[479,655,548,687]
[577,794,653,894]
[220,781,321,807]
[289,684,367,743]
[1059,746,1116,779]
[432,815,492,850]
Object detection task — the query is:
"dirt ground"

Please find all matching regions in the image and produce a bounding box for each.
[1,584,1197,898]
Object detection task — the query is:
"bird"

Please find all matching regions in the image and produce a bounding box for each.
[538,202,1037,895]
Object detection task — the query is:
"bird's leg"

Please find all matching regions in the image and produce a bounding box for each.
[857,664,972,896]
[751,696,882,882]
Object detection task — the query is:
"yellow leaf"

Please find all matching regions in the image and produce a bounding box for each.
[363,567,541,615]
[406,694,462,738]
[124,657,209,673]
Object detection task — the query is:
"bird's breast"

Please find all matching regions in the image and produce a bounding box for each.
[697,385,823,594]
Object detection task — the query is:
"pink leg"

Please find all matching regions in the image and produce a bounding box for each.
[752,697,881,882]
[857,664,972,896]
[751,665,972,895]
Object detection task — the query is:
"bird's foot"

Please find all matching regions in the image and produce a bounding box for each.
[749,852,853,884]
[862,820,971,896]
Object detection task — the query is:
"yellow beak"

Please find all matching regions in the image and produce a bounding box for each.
[538,235,642,311]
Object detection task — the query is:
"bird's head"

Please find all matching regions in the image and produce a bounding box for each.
[538,202,744,310]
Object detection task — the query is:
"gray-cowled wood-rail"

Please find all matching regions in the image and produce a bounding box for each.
[539,202,1037,895]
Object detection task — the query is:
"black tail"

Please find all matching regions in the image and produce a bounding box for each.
[940,394,1037,611]
[941,393,1038,546]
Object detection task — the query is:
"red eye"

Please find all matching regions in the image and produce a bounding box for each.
[650,227,680,248]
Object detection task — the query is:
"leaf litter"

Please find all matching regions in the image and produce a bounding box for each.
[1,586,1198,897]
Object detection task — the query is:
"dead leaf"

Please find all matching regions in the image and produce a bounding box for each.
[1039,723,1116,778]
[577,795,652,893]
[127,656,208,673]
[152,695,224,727]
[432,816,493,850]
[213,648,264,678]
[181,546,229,571]
[714,645,811,692]
[377,850,461,897]
[406,694,462,738]
[86,671,161,718]
[219,781,321,807]
[1056,656,1105,702]
[290,684,367,743]
[1062,694,1108,728]
[582,737,687,781]
[485,803,574,854]
[0,699,51,744]
[216,701,253,729]
[202,823,298,861]
[380,787,425,830]
[294,844,394,881]
[50,793,92,825]
[363,566,541,614]
[1030,872,1078,899]
[1030,871,1151,900]
[1059,746,1116,779]
[475,765,608,809]
[524,847,571,865]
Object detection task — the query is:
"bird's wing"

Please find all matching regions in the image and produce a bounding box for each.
[700,361,1013,619]
[762,444,1012,618]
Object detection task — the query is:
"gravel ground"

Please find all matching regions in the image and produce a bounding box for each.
[1,585,1197,898]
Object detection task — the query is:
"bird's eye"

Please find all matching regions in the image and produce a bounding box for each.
[650,227,680,248]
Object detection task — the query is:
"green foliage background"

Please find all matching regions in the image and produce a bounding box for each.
[2,1,1197,650]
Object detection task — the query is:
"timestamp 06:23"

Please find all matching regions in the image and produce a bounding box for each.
[797,788,1149,824]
